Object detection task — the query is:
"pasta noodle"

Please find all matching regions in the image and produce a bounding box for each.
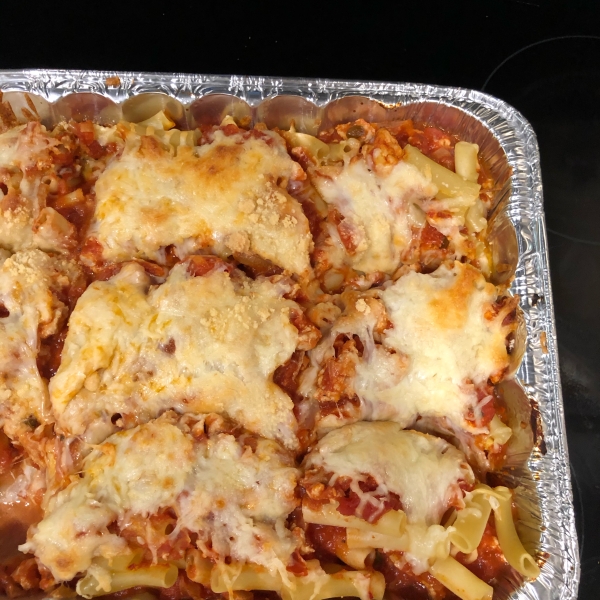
[92,550,144,573]
[326,139,360,162]
[279,566,385,600]
[345,528,407,552]
[281,128,360,164]
[210,564,283,593]
[429,556,493,600]
[404,144,481,199]
[454,141,480,182]
[448,494,492,554]
[210,561,384,600]
[126,121,200,148]
[282,128,330,160]
[472,486,541,579]
[334,546,373,570]
[488,414,514,446]
[302,503,407,535]
[136,110,176,130]
[76,564,179,597]
[465,198,488,233]
[185,550,212,586]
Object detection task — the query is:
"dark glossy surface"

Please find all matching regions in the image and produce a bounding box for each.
[1,1,598,598]
[1,1,599,88]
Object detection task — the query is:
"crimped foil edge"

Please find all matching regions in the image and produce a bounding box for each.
[0,70,580,600]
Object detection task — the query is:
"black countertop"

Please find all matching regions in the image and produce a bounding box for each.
[1,1,598,597]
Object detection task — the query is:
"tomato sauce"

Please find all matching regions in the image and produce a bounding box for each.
[185,255,231,277]
[37,329,68,380]
[0,499,43,563]
[273,350,306,403]
[375,552,449,600]
[305,524,346,564]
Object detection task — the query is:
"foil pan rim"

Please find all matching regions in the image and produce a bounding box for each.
[0,70,580,600]
[0,69,554,118]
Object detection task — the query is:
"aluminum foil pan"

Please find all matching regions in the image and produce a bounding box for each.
[0,70,580,600]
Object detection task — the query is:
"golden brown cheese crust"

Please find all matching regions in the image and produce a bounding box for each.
[49,260,318,450]
[85,127,314,278]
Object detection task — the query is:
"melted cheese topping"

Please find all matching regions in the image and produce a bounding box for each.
[301,262,510,436]
[298,291,393,402]
[88,129,313,277]
[357,261,509,431]
[305,422,472,526]
[21,414,299,581]
[178,430,298,571]
[311,157,437,274]
[50,262,301,449]
[0,250,81,453]
[0,123,76,254]
[305,423,473,573]
[0,123,47,169]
